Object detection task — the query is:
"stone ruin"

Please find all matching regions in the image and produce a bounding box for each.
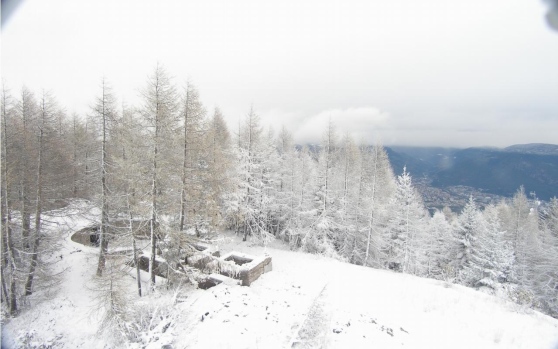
[134,245,273,288]
[184,243,272,288]
[71,227,272,289]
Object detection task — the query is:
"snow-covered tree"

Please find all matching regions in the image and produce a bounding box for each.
[24,91,57,295]
[477,204,514,289]
[453,196,488,286]
[544,197,558,239]
[90,78,118,277]
[232,107,276,245]
[17,86,38,250]
[423,210,454,280]
[178,82,206,233]
[358,144,396,268]
[274,126,298,236]
[336,134,361,260]
[300,120,339,258]
[1,82,18,315]
[501,187,540,287]
[205,107,234,230]
[139,64,179,287]
[383,167,426,274]
[286,146,319,250]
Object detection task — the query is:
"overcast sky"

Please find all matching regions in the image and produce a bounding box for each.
[2,0,558,147]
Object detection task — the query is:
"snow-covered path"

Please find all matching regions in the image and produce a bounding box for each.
[2,202,102,348]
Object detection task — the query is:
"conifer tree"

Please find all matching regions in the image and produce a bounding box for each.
[453,196,486,286]
[383,167,426,274]
[423,211,454,280]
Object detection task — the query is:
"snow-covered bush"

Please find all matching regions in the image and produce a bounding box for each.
[125,293,177,348]
[13,330,62,349]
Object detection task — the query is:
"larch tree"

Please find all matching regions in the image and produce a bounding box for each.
[17,86,38,250]
[92,78,118,277]
[178,82,206,233]
[359,143,395,268]
[139,64,179,287]
[336,133,361,261]
[24,90,56,295]
[236,106,264,241]
[503,187,540,287]
[205,107,233,230]
[274,126,297,236]
[288,145,318,249]
[111,101,149,297]
[1,81,18,315]
[318,118,337,216]
[300,120,339,257]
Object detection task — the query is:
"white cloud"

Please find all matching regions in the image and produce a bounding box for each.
[257,107,389,144]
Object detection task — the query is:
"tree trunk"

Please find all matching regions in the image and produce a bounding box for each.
[72,115,78,197]
[150,101,159,288]
[97,81,110,277]
[21,100,31,250]
[179,88,189,231]
[133,237,142,297]
[1,97,18,314]
[25,108,45,296]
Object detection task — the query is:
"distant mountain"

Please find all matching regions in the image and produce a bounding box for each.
[387,146,462,176]
[504,143,558,156]
[386,145,558,202]
[384,147,432,177]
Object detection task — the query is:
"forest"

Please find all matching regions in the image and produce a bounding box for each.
[1,65,558,328]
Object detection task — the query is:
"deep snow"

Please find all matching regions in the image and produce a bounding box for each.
[2,203,558,348]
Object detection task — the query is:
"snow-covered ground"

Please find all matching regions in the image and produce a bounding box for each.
[3,204,558,348]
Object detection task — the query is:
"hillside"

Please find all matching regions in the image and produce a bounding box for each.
[432,148,558,201]
[2,205,558,349]
[505,144,558,156]
[386,145,558,208]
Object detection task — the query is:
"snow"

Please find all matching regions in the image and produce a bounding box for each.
[175,236,558,349]
[2,205,558,348]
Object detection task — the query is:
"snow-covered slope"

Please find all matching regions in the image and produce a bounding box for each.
[175,237,558,349]
[2,208,558,349]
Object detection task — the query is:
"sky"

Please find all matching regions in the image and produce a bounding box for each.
[2,0,558,147]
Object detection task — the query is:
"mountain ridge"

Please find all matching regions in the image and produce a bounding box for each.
[385,144,558,206]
